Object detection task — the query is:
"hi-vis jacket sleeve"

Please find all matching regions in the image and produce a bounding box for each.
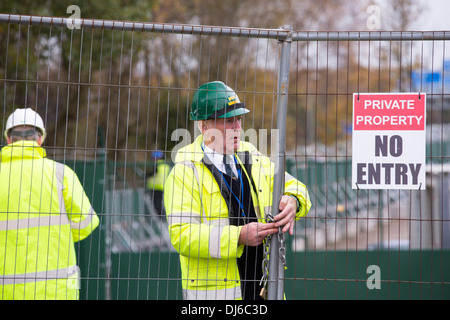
[59,163,99,242]
[164,163,244,260]
[284,171,311,219]
[257,151,311,219]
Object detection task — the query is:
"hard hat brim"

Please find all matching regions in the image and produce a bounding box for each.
[218,107,250,119]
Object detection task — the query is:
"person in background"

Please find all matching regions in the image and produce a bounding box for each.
[146,150,171,217]
[164,81,311,300]
[0,108,99,300]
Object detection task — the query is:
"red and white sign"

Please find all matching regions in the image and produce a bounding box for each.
[352,93,426,190]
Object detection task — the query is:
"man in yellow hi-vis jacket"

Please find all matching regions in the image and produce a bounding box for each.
[0,108,99,300]
[146,150,171,217]
[164,81,311,300]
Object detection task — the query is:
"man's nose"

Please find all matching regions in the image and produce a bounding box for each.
[233,119,242,130]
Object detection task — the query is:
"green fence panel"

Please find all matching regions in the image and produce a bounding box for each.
[285,250,450,300]
[109,252,182,300]
[69,158,107,300]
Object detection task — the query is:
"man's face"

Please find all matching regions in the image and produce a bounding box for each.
[202,116,242,154]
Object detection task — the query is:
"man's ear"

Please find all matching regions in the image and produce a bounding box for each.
[198,120,207,134]
[36,136,43,146]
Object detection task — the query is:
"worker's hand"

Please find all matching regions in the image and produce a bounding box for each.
[239,222,278,246]
[273,195,298,235]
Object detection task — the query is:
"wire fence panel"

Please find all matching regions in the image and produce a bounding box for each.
[289,32,450,299]
[0,14,449,300]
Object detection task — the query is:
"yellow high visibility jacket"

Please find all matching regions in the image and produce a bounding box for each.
[0,141,99,300]
[164,135,311,300]
[146,160,171,191]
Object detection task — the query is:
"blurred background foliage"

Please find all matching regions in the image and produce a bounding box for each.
[0,0,424,160]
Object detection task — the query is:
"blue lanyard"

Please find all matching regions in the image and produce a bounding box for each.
[201,143,246,218]
[219,156,246,218]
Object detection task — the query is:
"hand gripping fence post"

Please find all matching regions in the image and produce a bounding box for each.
[267,25,292,301]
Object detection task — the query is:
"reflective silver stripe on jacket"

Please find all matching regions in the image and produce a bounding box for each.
[0,214,69,231]
[54,162,67,215]
[167,212,202,225]
[55,161,95,230]
[180,160,207,220]
[0,265,79,285]
[208,225,225,259]
[167,212,229,226]
[183,285,241,300]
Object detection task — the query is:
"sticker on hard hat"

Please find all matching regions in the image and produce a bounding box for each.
[227,96,240,106]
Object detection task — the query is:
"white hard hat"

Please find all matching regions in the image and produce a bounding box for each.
[4,108,47,142]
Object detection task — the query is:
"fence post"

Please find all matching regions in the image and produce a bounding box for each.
[267,25,292,300]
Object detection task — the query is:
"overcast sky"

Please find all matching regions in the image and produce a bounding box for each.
[412,0,450,30]
[409,0,450,68]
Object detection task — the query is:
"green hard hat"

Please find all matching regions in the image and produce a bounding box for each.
[190,81,250,120]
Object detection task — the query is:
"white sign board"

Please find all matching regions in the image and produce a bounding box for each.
[352,93,426,190]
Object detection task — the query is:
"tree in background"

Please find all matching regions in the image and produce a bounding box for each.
[0,0,425,163]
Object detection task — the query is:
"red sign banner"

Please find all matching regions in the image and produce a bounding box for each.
[353,93,425,131]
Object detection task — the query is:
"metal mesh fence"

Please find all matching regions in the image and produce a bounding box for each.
[0,14,449,300]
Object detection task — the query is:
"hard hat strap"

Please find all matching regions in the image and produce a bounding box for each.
[9,129,42,138]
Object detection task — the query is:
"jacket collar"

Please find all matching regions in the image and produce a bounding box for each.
[1,140,46,161]
[174,134,205,163]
